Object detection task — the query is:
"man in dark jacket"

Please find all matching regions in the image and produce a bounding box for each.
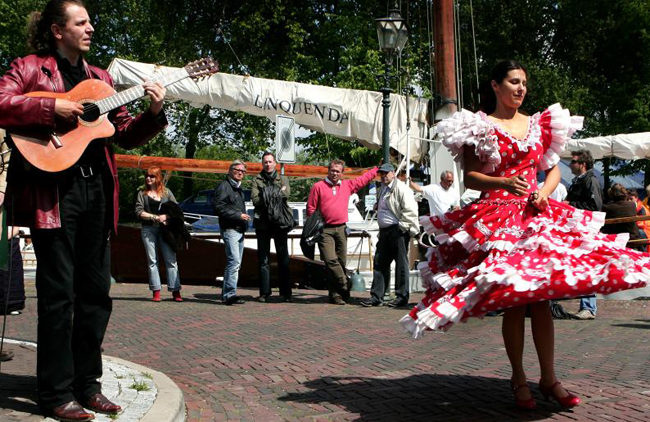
[566,150,603,212]
[0,1,166,420]
[251,152,292,302]
[214,160,249,305]
[566,149,602,320]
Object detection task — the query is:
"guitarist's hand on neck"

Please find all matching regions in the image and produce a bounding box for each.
[143,81,166,116]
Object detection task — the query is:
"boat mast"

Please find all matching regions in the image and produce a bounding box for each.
[433,0,458,119]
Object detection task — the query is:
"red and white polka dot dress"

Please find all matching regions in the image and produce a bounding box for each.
[401,104,650,338]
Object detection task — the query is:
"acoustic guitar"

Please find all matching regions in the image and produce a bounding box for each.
[10,58,218,172]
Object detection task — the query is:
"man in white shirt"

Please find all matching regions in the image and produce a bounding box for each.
[360,164,419,308]
[410,171,460,216]
[537,172,568,202]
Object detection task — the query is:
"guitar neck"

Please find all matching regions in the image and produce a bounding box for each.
[95,67,189,114]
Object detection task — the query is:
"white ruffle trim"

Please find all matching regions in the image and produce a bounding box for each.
[405,252,650,338]
[433,109,501,173]
[539,103,584,170]
[417,204,629,293]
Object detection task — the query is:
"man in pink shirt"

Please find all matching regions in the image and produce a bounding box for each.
[307,159,378,305]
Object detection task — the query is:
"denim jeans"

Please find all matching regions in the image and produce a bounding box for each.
[221,229,245,301]
[141,225,181,292]
[579,295,597,315]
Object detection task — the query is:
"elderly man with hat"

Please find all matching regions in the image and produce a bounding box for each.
[361,163,419,308]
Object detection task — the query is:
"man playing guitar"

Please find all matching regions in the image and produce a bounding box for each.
[0,1,167,420]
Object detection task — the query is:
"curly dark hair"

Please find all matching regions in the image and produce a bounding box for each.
[26,0,86,53]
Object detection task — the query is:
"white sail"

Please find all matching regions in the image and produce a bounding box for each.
[563,132,650,160]
[108,58,430,161]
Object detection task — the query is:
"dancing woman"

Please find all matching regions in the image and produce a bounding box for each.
[401,60,649,410]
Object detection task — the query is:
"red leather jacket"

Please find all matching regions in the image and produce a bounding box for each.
[0,53,167,231]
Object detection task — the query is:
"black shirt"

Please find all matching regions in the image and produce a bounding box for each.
[56,54,87,91]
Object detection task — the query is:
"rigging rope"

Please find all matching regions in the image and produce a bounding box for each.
[426,0,435,108]
[217,27,249,75]
[453,0,463,110]
[469,0,480,107]
[427,0,437,123]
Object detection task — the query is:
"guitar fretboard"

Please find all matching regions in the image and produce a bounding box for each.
[95,67,189,114]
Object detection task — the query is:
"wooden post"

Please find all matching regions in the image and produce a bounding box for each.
[433,0,458,115]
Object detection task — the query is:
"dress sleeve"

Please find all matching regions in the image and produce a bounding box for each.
[433,109,501,173]
[537,103,584,170]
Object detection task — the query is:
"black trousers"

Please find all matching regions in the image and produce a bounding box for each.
[370,225,410,303]
[256,228,291,297]
[31,172,112,410]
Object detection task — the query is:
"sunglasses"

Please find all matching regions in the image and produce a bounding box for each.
[145,174,156,178]
[570,159,580,164]
[232,168,247,174]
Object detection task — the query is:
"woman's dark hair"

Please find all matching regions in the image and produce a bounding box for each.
[27,0,86,53]
[608,183,628,201]
[478,59,528,114]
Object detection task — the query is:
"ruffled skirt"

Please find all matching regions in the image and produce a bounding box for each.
[401,199,650,338]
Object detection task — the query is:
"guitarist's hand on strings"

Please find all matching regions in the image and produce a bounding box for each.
[54,99,84,125]
[144,81,166,116]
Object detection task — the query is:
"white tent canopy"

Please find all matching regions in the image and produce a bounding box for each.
[107,58,430,161]
[563,132,650,160]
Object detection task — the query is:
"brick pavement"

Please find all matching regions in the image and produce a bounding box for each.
[2,280,650,422]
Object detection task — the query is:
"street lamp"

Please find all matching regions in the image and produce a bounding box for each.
[376,3,408,164]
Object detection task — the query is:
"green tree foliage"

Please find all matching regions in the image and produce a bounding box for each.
[455,0,650,185]
[2,0,650,206]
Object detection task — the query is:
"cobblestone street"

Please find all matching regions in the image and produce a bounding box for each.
[2,281,650,421]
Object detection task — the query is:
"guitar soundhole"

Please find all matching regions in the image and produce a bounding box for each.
[81,103,101,122]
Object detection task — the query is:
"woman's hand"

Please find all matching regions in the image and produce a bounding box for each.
[531,190,549,211]
[158,214,168,225]
[502,175,530,197]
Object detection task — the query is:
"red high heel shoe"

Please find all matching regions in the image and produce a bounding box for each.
[539,381,581,408]
[172,291,183,302]
[511,380,537,410]
[152,290,161,302]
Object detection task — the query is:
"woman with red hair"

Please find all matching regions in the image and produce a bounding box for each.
[135,166,182,302]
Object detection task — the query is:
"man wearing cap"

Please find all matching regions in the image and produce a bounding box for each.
[307,159,378,305]
[361,164,419,308]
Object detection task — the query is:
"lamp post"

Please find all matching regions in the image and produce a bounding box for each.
[375,3,408,164]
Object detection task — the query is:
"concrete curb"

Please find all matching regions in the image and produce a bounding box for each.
[104,356,186,422]
[1,339,185,422]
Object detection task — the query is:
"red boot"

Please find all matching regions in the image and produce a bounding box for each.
[152,290,161,302]
[172,291,183,302]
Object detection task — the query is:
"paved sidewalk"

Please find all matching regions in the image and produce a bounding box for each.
[2,280,650,422]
